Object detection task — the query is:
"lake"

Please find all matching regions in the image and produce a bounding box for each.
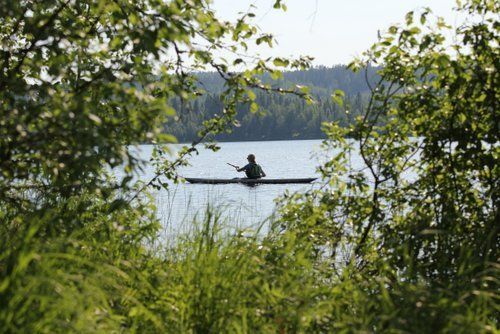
[132,139,365,235]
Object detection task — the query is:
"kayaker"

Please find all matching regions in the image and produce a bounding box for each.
[234,154,266,179]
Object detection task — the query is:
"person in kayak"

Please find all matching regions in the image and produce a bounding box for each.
[235,154,266,179]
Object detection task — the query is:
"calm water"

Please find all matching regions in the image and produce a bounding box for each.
[132,139,364,234]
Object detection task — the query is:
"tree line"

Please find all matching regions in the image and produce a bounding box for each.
[165,65,378,141]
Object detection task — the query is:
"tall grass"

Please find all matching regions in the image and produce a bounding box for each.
[1,195,496,333]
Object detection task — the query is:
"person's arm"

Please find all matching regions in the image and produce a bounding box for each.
[260,167,266,177]
[237,164,248,172]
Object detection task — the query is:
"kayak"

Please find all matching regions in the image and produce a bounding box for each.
[184,177,317,184]
[184,177,317,185]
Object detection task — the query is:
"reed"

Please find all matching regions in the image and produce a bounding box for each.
[1,195,496,333]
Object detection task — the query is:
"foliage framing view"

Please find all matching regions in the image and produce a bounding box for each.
[1,0,499,333]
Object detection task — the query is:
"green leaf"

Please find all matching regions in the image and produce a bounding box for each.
[405,11,414,25]
[88,113,102,125]
[273,58,289,67]
[331,89,345,107]
[250,102,259,113]
[247,90,256,101]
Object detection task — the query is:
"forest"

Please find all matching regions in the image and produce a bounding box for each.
[166,66,377,141]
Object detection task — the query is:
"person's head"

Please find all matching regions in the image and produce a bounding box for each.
[247,154,256,163]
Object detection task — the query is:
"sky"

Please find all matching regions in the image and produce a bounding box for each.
[212,0,461,65]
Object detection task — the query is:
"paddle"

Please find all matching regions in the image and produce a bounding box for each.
[227,163,239,169]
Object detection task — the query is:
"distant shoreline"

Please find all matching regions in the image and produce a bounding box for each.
[141,136,328,146]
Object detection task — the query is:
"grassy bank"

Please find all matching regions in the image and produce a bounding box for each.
[1,198,497,333]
